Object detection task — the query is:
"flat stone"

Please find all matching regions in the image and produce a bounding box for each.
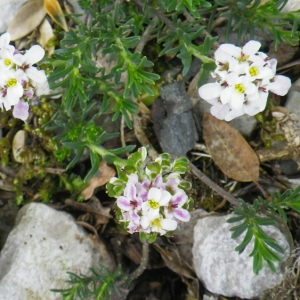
[151,81,198,156]
[192,213,290,298]
[0,203,114,300]
[285,77,300,119]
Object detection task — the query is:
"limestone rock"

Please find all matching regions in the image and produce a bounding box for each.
[285,77,300,119]
[0,203,114,300]
[192,213,290,298]
[281,0,300,13]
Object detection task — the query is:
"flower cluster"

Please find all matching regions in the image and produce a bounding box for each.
[107,147,191,239]
[0,32,48,120]
[199,40,291,121]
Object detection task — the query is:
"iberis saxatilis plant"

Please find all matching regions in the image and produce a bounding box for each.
[107,147,192,242]
[0,32,48,120]
[199,40,291,121]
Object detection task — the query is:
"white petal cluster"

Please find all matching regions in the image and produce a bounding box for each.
[0,33,48,120]
[199,41,291,121]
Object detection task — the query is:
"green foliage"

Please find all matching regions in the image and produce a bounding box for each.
[106,147,191,199]
[51,264,127,300]
[43,0,300,184]
[259,185,300,223]
[227,199,285,275]
[209,0,299,49]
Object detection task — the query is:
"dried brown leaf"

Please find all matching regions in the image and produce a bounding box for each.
[44,0,68,32]
[153,243,196,279]
[202,113,259,182]
[81,161,116,200]
[37,18,55,56]
[7,0,46,41]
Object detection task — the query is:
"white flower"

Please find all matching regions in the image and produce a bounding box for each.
[13,45,47,83]
[142,187,171,219]
[0,69,24,109]
[198,82,225,102]
[0,45,16,69]
[164,191,190,222]
[198,40,291,121]
[140,214,177,235]
[267,75,291,96]
[0,33,11,50]
[220,73,259,110]
[220,40,261,62]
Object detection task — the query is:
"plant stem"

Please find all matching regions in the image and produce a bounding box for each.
[189,161,242,208]
[87,144,128,167]
[125,242,149,287]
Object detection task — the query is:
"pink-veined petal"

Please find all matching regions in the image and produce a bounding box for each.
[124,181,136,200]
[268,75,291,96]
[153,175,163,187]
[171,191,188,206]
[12,100,29,120]
[129,210,140,223]
[117,196,132,211]
[173,208,191,222]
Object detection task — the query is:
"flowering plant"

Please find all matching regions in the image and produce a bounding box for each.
[0,33,48,121]
[198,40,291,121]
[107,147,192,242]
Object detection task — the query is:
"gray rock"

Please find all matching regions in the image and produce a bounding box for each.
[151,81,198,156]
[285,77,300,119]
[0,203,114,300]
[192,213,290,298]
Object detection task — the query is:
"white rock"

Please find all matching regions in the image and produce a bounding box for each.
[192,213,290,298]
[0,0,27,34]
[281,0,300,12]
[0,203,114,300]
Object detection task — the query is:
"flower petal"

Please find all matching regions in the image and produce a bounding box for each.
[242,40,261,56]
[161,218,177,231]
[159,190,172,206]
[148,187,161,201]
[171,191,188,206]
[124,181,136,200]
[210,103,230,120]
[24,45,45,65]
[199,83,223,101]
[26,67,47,83]
[224,109,244,121]
[173,208,191,222]
[268,75,291,96]
[12,100,29,120]
[140,216,150,229]
[117,196,132,211]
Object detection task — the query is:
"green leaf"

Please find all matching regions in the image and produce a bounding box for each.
[85,151,100,181]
